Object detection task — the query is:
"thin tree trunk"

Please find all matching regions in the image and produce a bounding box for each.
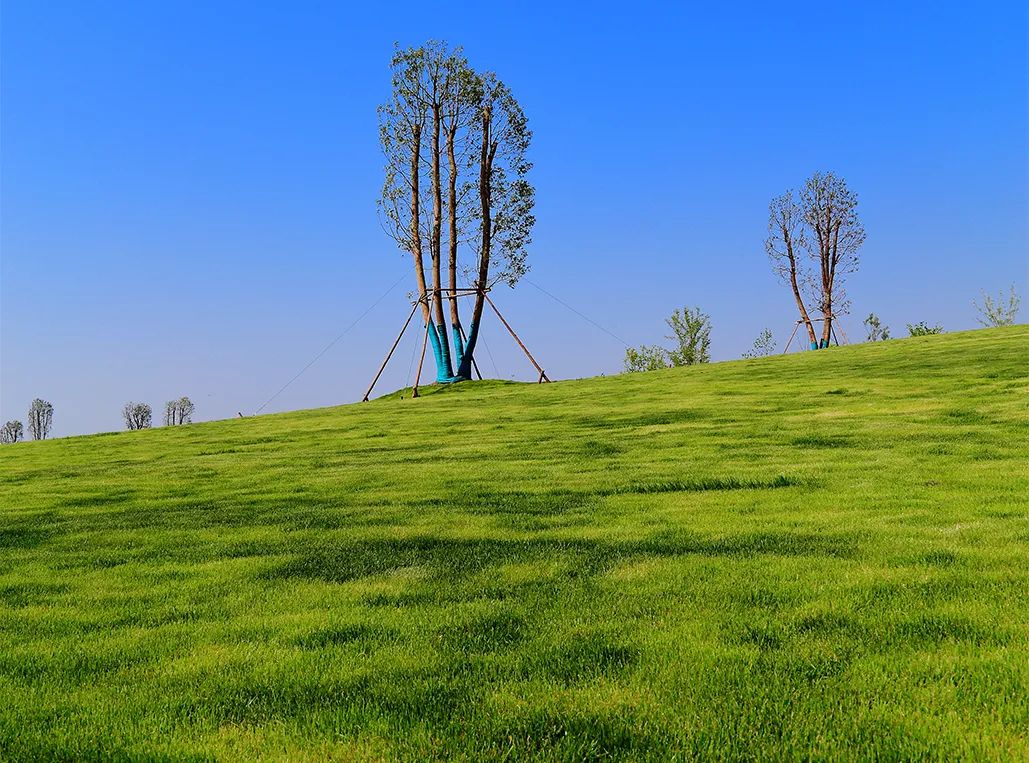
[457,108,493,380]
[821,220,840,347]
[430,102,455,379]
[823,206,835,347]
[784,236,818,348]
[409,124,431,327]
[446,123,464,373]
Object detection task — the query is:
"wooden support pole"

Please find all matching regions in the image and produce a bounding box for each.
[835,319,850,346]
[362,300,420,402]
[412,294,433,399]
[484,294,550,383]
[782,320,801,354]
[831,323,842,347]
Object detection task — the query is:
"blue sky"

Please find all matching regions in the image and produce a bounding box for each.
[2,1,1026,436]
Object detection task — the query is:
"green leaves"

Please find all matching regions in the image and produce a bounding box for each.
[624,306,712,372]
[907,321,944,336]
[623,344,668,373]
[378,42,535,290]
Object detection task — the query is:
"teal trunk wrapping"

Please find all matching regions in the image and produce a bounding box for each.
[810,341,818,350]
[425,320,461,383]
[452,325,465,371]
[456,320,478,380]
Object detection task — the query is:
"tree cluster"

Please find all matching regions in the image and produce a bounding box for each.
[122,402,153,430]
[122,397,194,430]
[1,420,23,444]
[379,41,534,383]
[164,397,195,426]
[2,399,54,444]
[27,399,54,441]
[624,307,711,372]
[906,322,943,337]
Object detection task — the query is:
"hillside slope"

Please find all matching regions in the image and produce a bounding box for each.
[2,327,1027,760]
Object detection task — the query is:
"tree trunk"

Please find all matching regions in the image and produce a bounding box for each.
[409,124,431,327]
[784,237,818,348]
[821,221,841,347]
[819,204,835,348]
[446,123,464,374]
[457,108,493,380]
[429,102,455,380]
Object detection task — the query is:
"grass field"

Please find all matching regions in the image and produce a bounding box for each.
[1,326,1027,761]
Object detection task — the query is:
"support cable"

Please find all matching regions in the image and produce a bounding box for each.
[405,322,421,389]
[253,274,406,414]
[482,331,500,378]
[524,277,630,348]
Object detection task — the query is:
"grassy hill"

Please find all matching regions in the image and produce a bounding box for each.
[2,326,1027,761]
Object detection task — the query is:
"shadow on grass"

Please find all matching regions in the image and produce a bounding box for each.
[264,530,863,586]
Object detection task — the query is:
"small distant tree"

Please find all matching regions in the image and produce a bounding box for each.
[123,402,152,430]
[164,396,194,426]
[974,285,1021,327]
[864,313,890,341]
[624,306,711,372]
[1,421,23,444]
[766,171,865,349]
[624,345,668,373]
[27,399,53,440]
[802,172,864,347]
[907,321,943,337]
[742,329,776,358]
[766,191,818,348]
[666,307,711,366]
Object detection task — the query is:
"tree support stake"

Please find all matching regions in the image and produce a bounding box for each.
[484,293,550,383]
[362,300,420,402]
[412,293,434,399]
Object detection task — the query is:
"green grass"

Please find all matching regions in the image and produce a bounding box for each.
[1,326,1027,761]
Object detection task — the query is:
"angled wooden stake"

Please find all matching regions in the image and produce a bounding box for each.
[782,321,801,354]
[835,319,850,345]
[412,294,434,399]
[484,293,550,383]
[363,300,419,402]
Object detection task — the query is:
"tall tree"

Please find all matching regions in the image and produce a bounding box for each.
[424,43,457,380]
[766,172,864,349]
[456,73,534,380]
[380,43,461,382]
[442,54,479,372]
[380,43,533,384]
[27,398,53,440]
[766,192,818,349]
[801,172,865,347]
[380,45,435,372]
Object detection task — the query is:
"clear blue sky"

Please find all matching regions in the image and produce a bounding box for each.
[2,1,1026,437]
